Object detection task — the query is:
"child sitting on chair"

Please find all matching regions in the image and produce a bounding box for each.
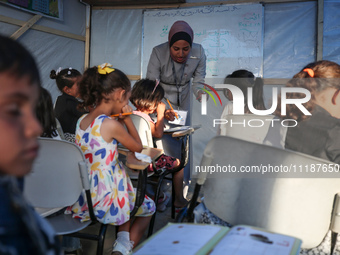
[66,64,155,255]
[130,78,188,211]
[0,35,61,254]
[51,67,87,143]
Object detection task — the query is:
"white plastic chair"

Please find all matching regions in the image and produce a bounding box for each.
[122,114,155,181]
[129,114,192,236]
[24,137,107,255]
[55,118,65,140]
[130,114,154,147]
[186,135,340,249]
[128,114,168,236]
[219,114,274,144]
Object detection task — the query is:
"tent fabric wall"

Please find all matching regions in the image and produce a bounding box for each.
[90,9,143,76]
[0,0,86,102]
[324,0,340,62]
[263,1,317,78]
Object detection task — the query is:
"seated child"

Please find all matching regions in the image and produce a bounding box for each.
[265,60,340,162]
[130,78,188,211]
[66,64,155,255]
[218,69,266,134]
[51,67,87,143]
[0,35,60,254]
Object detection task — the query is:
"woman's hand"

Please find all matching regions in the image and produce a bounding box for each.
[164,109,176,121]
[196,90,208,103]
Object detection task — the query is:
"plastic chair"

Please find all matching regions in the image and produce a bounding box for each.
[128,114,192,236]
[24,137,147,255]
[183,135,340,249]
[218,114,274,144]
[130,114,154,148]
[55,118,65,140]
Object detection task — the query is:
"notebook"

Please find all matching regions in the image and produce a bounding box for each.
[133,223,302,255]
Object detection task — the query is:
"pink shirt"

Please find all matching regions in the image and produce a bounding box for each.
[132,110,155,124]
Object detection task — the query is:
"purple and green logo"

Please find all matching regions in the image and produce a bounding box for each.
[199,83,222,115]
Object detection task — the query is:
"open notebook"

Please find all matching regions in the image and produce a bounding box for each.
[133,223,302,255]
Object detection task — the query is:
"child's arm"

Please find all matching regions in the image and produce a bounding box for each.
[150,102,165,138]
[102,105,143,153]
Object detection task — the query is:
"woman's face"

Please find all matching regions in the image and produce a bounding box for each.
[0,72,42,177]
[170,40,191,63]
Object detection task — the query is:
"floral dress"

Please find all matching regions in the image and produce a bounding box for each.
[66,114,155,225]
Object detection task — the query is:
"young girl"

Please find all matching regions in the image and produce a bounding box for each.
[263,60,340,255]
[221,69,266,115]
[0,35,60,254]
[51,67,86,142]
[218,69,266,135]
[66,64,155,255]
[265,60,340,163]
[130,79,188,210]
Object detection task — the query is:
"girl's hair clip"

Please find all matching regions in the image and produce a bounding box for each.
[303,68,315,78]
[152,79,160,94]
[56,67,62,75]
[98,63,115,75]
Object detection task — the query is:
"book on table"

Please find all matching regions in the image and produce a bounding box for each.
[133,223,302,255]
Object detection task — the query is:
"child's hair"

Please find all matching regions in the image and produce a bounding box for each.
[36,87,58,138]
[0,35,40,85]
[130,79,165,111]
[50,67,81,93]
[224,69,266,112]
[276,60,340,122]
[78,65,131,109]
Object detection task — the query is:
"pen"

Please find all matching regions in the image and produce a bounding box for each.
[166,98,178,119]
[110,112,133,117]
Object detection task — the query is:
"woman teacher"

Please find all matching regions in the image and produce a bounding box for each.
[146,20,206,122]
[146,20,207,194]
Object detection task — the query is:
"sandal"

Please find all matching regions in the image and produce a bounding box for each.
[174,200,190,213]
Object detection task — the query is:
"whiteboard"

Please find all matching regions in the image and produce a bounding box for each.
[142,4,264,78]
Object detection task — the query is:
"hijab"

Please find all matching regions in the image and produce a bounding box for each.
[168,20,194,47]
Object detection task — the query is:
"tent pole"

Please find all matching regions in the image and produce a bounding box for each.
[84,4,91,69]
[316,0,324,61]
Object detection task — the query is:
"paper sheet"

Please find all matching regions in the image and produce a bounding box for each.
[134,152,151,163]
[133,224,223,255]
[210,226,296,255]
[168,110,187,126]
[164,126,191,133]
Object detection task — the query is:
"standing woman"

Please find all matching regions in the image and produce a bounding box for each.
[146,20,207,190]
[147,20,206,120]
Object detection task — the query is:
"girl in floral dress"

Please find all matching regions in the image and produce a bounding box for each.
[66,64,155,255]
